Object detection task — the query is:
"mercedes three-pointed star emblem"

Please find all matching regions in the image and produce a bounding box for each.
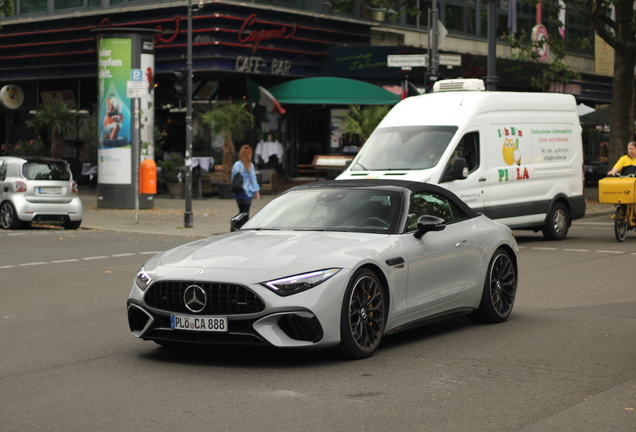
[184,285,207,313]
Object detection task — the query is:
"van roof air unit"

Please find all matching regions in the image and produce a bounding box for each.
[433,79,486,92]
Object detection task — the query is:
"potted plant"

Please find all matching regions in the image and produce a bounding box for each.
[25,101,78,159]
[157,154,185,198]
[343,104,390,146]
[200,102,255,199]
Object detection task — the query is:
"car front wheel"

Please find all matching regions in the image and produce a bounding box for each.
[334,268,386,359]
[469,249,517,323]
[1,201,22,229]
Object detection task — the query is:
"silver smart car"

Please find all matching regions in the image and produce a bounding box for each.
[0,156,83,229]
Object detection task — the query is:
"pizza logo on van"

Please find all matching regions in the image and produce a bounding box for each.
[498,127,529,182]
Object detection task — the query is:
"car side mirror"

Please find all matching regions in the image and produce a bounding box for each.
[451,157,469,180]
[414,215,446,239]
[230,212,249,232]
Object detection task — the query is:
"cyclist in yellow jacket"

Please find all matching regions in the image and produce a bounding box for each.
[608,141,636,176]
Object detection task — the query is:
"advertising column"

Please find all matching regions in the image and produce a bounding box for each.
[93,28,158,209]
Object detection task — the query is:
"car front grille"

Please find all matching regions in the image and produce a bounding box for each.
[144,281,266,315]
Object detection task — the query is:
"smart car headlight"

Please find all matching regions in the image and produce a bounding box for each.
[134,266,152,291]
[263,268,341,296]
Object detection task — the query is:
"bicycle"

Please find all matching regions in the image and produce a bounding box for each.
[598,174,636,242]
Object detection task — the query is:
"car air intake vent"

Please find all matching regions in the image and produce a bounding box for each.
[128,305,150,332]
[145,282,265,314]
[278,313,324,343]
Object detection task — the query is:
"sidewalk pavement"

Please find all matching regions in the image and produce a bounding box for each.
[79,186,614,239]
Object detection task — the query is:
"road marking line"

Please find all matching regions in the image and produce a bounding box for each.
[564,249,589,252]
[18,262,48,266]
[81,256,108,260]
[8,233,27,236]
[51,259,79,263]
[111,253,137,257]
[596,250,624,254]
[139,251,162,255]
[532,247,558,250]
[0,265,16,269]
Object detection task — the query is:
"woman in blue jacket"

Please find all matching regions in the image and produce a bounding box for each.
[231,144,260,217]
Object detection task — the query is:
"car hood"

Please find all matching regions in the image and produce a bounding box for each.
[158,230,386,270]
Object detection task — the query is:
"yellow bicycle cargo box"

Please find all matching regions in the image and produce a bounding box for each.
[598,177,636,204]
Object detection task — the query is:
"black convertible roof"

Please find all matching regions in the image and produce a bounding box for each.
[287,179,480,219]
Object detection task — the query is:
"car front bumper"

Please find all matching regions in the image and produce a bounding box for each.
[126,269,352,349]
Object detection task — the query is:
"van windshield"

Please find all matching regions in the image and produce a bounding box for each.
[351,126,458,171]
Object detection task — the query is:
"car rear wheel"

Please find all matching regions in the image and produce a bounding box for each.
[468,249,517,324]
[334,268,386,359]
[1,202,22,229]
[63,220,82,230]
[542,202,569,240]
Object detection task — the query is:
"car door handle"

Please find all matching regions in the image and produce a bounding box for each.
[455,240,467,248]
[479,177,487,182]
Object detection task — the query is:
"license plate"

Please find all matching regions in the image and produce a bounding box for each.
[170,314,228,332]
[38,187,62,194]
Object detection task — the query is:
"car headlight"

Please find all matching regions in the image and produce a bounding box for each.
[134,266,152,291]
[262,268,341,296]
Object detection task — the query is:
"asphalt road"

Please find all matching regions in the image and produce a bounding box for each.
[1,219,635,432]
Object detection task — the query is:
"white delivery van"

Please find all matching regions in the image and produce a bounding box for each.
[337,79,586,240]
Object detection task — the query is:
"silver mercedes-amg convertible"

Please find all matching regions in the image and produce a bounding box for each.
[127,180,519,359]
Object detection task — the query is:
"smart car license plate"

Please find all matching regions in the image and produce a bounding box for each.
[38,187,62,194]
[170,314,228,332]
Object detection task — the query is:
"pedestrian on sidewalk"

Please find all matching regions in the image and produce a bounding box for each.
[231,144,260,218]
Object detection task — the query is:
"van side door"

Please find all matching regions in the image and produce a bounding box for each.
[440,131,488,215]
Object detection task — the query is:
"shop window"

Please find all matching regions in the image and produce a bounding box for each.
[55,0,83,10]
[19,0,47,14]
[88,0,100,6]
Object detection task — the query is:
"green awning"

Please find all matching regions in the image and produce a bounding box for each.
[267,77,400,105]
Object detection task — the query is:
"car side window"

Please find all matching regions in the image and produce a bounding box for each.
[406,192,468,231]
[0,160,6,180]
[440,132,480,182]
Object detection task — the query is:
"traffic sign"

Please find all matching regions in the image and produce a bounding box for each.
[127,80,146,98]
[130,69,143,81]
[387,55,428,68]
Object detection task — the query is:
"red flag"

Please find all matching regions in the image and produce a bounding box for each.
[401,79,408,100]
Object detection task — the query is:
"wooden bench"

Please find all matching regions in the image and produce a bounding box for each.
[309,155,354,180]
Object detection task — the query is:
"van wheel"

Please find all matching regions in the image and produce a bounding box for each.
[542,203,569,240]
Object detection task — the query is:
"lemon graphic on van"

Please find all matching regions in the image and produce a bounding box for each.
[502,138,521,166]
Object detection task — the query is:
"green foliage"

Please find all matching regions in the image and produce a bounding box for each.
[1,0,15,18]
[79,115,98,164]
[26,102,78,159]
[6,138,49,157]
[343,105,391,144]
[503,9,591,90]
[200,102,255,183]
[157,153,185,184]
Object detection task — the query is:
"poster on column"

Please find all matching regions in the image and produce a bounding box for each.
[140,39,155,161]
[97,38,132,185]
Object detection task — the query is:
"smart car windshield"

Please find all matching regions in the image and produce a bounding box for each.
[243,188,402,233]
[350,126,458,171]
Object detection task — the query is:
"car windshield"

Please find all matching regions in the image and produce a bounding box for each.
[243,188,403,233]
[350,126,458,171]
[22,161,71,181]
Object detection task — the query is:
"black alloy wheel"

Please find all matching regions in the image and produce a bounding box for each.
[469,249,517,323]
[614,206,628,242]
[0,201,22,230]
[335,268,386,359]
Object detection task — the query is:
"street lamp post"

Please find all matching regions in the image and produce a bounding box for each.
[184,0,194,227]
